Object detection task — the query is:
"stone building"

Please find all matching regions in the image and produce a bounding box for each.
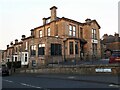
[3,6,101,68]
[26,6,101,67]
[0,50,4,64]
[101,33,120,58]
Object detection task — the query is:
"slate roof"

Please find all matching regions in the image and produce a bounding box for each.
[101,35,120,44]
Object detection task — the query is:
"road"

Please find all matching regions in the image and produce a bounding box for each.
[2,73,120,90]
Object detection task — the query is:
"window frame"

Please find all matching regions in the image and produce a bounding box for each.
[73,26,76,36]
[39,30,42,37]
[69,42,74,55]
[47,27,50,36]
[92,43,97,55]
[38,44,45,56]
[51,43,62,56]
[30,45,36,56]
[92,28,97,39]
[25,53,27,62]
[75,42,78,54]
[69,25,76,36]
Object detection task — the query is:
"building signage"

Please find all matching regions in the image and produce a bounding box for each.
[91,39,98,43]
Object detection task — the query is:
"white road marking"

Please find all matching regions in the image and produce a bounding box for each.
[109,84,120,88]
[3,79,13,83]
[68,76,76,79]
[20,82,42,88]
[3,79,42,89]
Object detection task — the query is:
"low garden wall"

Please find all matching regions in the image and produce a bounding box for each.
[18,64,120,75]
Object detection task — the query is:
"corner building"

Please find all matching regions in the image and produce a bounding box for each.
[27,6,101,67]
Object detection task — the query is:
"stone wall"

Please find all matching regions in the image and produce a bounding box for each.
[18,64,120,75]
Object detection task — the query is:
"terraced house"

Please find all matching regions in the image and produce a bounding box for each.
[2,6,101,68]
[101,33,120,58]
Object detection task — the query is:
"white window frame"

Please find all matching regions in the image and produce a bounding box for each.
[69,25,76,36]
[73,26,76,36]
[39,30,42,37]
[92,28,97,39]
[25,42,28,50]
[47,27,50,36]
[39,44,45,47]
[69,25,72,36]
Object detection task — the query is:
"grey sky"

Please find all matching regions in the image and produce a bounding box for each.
[0,0,119,49]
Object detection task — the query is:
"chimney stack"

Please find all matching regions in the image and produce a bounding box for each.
[21,35,26,40]
[103,34,108,39]
[10,41,13,46]
[50,6,57,21]
[114,33,119,42]
[30,29,34,37]
[85,18,91,23]
[114,33,119,37]
[7,45,9,49]
[43,18,46,25]
[15,39,18,44]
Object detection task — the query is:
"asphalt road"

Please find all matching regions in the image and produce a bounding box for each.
[2,73,120,90]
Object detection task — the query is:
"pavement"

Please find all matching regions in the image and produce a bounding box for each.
[36,74,120,86]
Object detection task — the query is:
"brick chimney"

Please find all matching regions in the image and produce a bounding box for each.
[114,33,119,42]
[85,18,91,23]
[10,41,13,46]
[50,6,57,21]
[21,35,26,40]
[7,45,9,49]
[15,39,18,44]
[114,33,119,37]
[103,34,108,39]
[30,29,34,37]
[43,18,46,25]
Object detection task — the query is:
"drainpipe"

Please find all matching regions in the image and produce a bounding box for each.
[63,38,67,62]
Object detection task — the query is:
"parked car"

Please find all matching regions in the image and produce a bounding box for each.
[109,53,120,63]
[2,64,9,76]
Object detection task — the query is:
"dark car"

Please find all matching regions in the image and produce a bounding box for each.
[109,53,120,63]
[2,64,9,76]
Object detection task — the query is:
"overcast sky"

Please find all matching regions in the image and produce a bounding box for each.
[0,0,119,50]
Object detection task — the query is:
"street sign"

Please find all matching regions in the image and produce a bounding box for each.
[95,68,112,72]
